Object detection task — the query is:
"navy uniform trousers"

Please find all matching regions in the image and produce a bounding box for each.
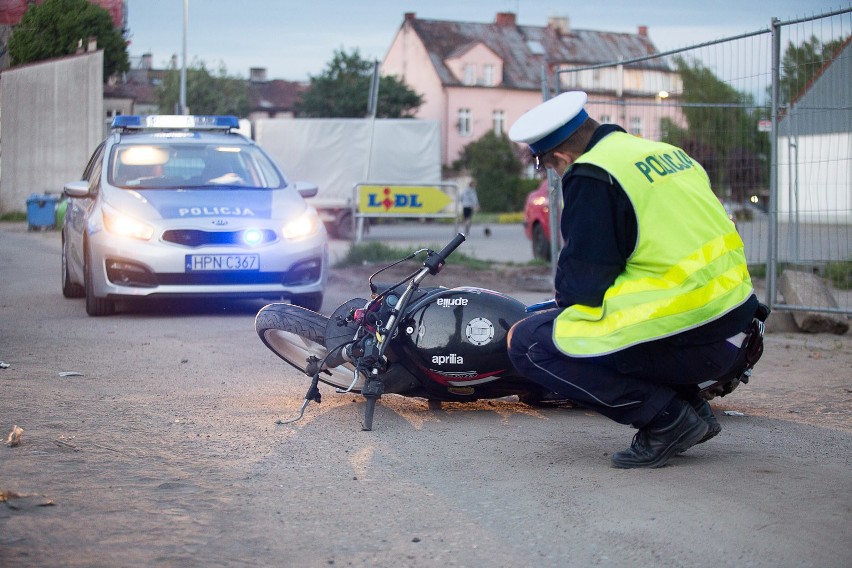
[507,309,745,428]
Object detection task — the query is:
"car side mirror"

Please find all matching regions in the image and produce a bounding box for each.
[64,180,92,198]
[292,181,318,199]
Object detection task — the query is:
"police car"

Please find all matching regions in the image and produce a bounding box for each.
[61,115,328,316]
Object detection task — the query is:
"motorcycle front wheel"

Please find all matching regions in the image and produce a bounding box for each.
[255,303,362,391]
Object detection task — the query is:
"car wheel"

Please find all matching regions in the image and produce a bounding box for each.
[334,212,354,240]
[291,292,323,313]
[84,242,115,316]
[330,212,368,240]
[326,211,355,241]
[531,223,551,261]
[61,234,84,298]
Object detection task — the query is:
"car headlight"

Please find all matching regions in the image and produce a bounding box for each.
[282,210,320,240]
[102,205,154,240]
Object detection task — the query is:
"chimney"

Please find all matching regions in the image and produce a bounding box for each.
[638,25,648,37]
[87,36,97,52]
[404,12,416,22]
[250,67,268,82]
[141,53,153,69]
[547,16,570,35]
[495,12,516,27]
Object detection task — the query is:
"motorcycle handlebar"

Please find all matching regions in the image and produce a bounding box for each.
[423,233,466,275]
[437,232,466,259]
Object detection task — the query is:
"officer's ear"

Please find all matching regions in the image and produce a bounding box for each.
[550,151,573,172]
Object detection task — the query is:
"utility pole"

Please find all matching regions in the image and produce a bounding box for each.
[179,0,188,114]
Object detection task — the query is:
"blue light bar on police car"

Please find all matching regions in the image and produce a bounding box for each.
[112,115,240,130]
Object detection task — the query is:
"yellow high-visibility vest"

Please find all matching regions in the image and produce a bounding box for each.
[553,132,753,357]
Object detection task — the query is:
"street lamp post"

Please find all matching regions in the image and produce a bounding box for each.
[179,0,188,114]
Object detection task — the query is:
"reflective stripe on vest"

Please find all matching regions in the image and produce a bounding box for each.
[553,132,753,357]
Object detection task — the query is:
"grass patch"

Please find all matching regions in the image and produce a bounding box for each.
[748,263,767,278]
[394,213,524,225]
[825,260,851,290]
[751,261,851,290]
[0,212,27,222]
[334,241,492,270]
[474,212,523,224]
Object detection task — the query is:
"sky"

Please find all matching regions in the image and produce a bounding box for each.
[125,0,850,82]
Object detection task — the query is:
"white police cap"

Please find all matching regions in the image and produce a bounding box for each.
[508,91,589,155]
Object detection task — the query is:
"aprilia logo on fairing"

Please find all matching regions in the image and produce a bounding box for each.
[437,297,468,307]
[431,354,464,365]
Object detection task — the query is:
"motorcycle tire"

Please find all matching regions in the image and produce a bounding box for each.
[531,223,551,261]
[255,303,361,391]
[61,233,84,298]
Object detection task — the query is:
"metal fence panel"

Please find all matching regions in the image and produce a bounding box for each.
[551,8,851,316]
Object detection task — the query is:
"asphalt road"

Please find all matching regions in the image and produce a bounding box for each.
[1,222,850,567]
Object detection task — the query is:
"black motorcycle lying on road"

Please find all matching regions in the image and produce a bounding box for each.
[256,234,767,431]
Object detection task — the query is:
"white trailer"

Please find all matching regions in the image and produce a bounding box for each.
[253,118,442,238]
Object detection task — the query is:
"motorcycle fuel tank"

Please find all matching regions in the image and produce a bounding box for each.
[400,287,528,389]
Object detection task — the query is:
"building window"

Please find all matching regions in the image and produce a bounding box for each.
[600,114,612,124]
[492,110,506,134]
[458,108,472,136]
[659,118,670,140]
[630,116,643,137]
[483,64,495,86]
[463,64,475,86]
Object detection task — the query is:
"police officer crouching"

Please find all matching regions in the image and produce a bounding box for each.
[506,91,762,468]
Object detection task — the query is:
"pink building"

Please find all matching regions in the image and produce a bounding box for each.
[382,12,684,166]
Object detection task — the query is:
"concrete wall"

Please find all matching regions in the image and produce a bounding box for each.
[0,51,103,213]
[778,132,851,225]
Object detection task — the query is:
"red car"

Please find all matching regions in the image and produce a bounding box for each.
[524,179,737,262]
[523,179,556,260]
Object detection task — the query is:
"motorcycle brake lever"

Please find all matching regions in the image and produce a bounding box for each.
[334,366,362,394]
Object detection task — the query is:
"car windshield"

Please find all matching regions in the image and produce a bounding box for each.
[108,142,286,190]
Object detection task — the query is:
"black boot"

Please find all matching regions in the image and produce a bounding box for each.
[691,397,722,444]
[611,401,709,469]
[675,391,723,447]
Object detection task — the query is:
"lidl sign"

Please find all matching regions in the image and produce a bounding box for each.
[358,185,453,215]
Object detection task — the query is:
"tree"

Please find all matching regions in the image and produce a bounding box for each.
[454,131,533,213]
[778,35,847,105]
[8,0,129,79]
[297,48,423,118]
[664,56,768,199]
[155,60,249,116]
[726,146,767,204]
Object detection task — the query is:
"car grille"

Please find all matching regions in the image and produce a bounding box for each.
[162,229,278,247]
[157,272,289,285]
[106,256,323,288]
[157,257,323,286]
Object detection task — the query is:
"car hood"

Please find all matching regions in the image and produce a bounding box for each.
[103,187,306,221]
